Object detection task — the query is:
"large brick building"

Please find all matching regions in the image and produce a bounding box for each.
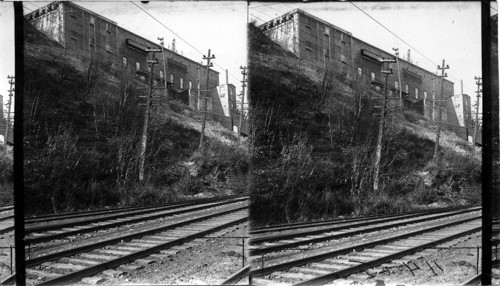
[25,1,219,108]
[259,9,455,122]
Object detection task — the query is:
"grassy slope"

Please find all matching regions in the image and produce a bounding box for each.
[24,21,249,215]
[249,24,481,226]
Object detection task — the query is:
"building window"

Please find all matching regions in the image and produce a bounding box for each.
[159,70,164,79]
[405,84,409,93]
[371,72,375,81]
[357,67,362,77]
[105,22,110,31]
[136,62,140,71]
[395,81,399,89]
[89,23,95,39]
[324,34,330,46]
[305,25,312,31]
[305,48,312,61]
[415,88,419,99]
[340,33,345,43]
[341,54,346,63]
[180,78,184,89]
[389,90,393,97]
[170,74,174,83]
[89,16,95,24]
[122,57,127,66]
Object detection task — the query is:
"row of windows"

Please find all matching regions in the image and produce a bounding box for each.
[121,56,194,89]
[357,67,430,99]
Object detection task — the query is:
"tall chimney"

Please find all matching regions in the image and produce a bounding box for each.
[461,79,463,95]
[226,69,229,86]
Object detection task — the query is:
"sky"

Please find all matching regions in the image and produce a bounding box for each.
[249,1,497,117]
[0,3,15,120]
[0,1,498,121]
[0,1,248,120]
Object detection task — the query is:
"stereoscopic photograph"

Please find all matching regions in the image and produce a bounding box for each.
[0,1,499,285]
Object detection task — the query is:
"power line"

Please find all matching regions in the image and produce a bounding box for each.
[129,2,241,83]
[348,1,476,95]
[250,3,286,9]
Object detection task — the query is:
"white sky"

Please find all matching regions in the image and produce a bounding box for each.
[0,1,248,120]
[0,3,15,119]
[250,1,498,117]
[0,2,498,121]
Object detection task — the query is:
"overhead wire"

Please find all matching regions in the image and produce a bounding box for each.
[129,2,243,84]
[348,1,477,96]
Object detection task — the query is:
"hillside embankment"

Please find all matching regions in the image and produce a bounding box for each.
[24,20,249,216]
[248,24,481,226]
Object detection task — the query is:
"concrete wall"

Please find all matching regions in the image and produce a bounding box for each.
[260,9,455,121]
[28,2,66,47]
[26,1,219,98]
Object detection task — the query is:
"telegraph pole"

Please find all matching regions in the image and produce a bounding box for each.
[157,37,169,107]
[433,59,449,161]
[199,49,215,153]
[138,49,160,181]
[4,76,14,145]
[196,65,201,111]
[392,48,403,108]
[238,66,247,144]
[373,58,396,192]
[472,76,482,156]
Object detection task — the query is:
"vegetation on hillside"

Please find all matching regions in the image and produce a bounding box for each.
[24,21,249,215]
[248,24,481,226]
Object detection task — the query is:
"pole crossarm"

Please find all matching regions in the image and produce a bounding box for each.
[433,59,450,161]
[199,49,215,153]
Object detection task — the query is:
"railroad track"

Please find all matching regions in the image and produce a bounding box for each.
[2,196,249,285]
[0,206,14,235]
[250,207,482,285]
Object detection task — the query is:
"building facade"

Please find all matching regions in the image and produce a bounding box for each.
[25,1,219,109]
[259,9,455,121]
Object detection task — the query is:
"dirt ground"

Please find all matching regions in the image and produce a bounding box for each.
[75,222,249,285]
[326,232,496,286]
[0,209,14,282]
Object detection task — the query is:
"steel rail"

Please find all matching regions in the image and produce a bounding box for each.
[294,224,482,286]
[251,207,479,245]
[0,214,13,222]
[250,208,480,256]
[0,205,13,212]
[251,204,477,234]
[26,195,244,223]
[251,215,480,277]
[37,214,249,285]
[26,205,248,267]
[0,225,14,235]
[26,198,248,244]
[221,265,251,285]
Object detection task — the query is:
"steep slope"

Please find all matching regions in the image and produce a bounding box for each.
[24,21,249,215]
[249,24,480,226]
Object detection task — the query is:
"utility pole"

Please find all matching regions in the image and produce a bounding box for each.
[472,76,482,156]
[158,37,169,108]
[138,49,160,181]
[199,49,215,153]
[196,65,201,111]
[373,58,396,192]
[433,59,449,161]
[4,76,14,145]
[238,66,247,144]
[392,48,403,108]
